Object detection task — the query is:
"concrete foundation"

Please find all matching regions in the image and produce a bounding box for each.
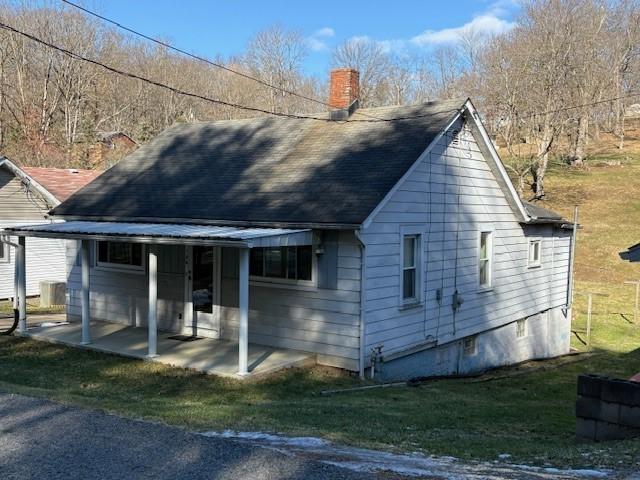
[377,307,571,381]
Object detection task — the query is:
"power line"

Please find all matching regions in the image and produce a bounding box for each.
[1,19,638,125]
[0,20,467,123]
[59,0,384,121]
[0,21,360,123]
[512,92,640,121]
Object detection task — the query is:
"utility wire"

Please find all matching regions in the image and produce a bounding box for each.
[1,20,638,125]
[0,20,382,123]
[59,0,384,121]
[511,92,640,121]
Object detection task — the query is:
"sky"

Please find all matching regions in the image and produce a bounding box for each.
[92,0,521,77]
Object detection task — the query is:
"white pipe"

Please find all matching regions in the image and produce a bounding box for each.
[567,206,579,310]
[354,229,367,380]
[147,244,158,357]
[81,240,91,344]
[238,248,249,375]
[17,236,26,333]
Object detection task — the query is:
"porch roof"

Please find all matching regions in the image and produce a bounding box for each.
[2,220,312,248]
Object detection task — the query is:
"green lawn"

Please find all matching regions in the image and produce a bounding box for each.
[1,142,640,470]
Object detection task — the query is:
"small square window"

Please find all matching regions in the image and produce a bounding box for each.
[528,239,541,268]
[516,319,527,338]
[463,336,477,356]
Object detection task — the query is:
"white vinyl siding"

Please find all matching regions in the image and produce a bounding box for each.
[360,117,572,359]
[0,166,66,299]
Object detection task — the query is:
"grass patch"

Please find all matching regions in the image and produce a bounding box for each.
[1,304,639,470]
[1,139,640,470]
[0,298,65,316]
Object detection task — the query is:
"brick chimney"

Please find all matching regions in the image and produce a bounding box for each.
[329,68,359,110]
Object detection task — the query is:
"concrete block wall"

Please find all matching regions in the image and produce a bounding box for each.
[576,374,640,441]
[377,305,570,381]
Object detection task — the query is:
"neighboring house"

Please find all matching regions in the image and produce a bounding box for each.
[0,158,100,299]
[89,131,137,168]
[3,69,575,380]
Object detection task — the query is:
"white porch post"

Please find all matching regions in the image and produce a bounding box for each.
[147,244,158,358]
[238,247,249,375]
[81,239,91,345]
[16,236,26,333]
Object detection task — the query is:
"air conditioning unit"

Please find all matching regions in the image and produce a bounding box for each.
[40,281,66,307]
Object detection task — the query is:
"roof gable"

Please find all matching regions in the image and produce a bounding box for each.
[51,99,466,226]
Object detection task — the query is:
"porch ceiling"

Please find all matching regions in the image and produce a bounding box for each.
[1,221,312,247]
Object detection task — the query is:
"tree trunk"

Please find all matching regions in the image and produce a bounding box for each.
[533,115,554,199]
[570,114,589,167]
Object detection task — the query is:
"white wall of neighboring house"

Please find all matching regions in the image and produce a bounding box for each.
[0,165,66,300]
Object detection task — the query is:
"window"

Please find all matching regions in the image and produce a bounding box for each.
[463,336,477,356]
[96,241,144,271]
[249,246,313,284]
[402,235,419,302]
[528,239,542,268]
[516,319,527,338]
[400,227,423,306]
[0,241,8,263]
[478,231,493,289]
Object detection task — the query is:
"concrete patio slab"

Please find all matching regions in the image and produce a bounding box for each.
[22,317,315,379]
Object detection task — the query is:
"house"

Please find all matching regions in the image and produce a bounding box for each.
[0,158,100,300]
[2,69,575,380]
[88,131,137,168]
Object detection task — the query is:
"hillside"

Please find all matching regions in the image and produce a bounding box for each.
[508,125,640,357]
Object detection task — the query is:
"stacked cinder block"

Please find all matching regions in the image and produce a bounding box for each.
[576,374,640,441]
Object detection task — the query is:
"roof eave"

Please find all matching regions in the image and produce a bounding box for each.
[50,214,360,231]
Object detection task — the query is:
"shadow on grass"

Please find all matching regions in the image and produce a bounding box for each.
[1,336,639,469]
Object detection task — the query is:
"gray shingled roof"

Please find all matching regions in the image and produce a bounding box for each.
[52,99,465,226]
[522,201,566,224]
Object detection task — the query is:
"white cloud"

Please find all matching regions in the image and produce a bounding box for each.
[411,13,516,46]
[314,27,335,38]
[307,27,335,51]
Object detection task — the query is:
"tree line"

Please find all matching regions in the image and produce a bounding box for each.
[0,0,638,198]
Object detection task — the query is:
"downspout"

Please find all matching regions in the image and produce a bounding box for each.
[354,228,366,380]
[0,235,21,335]
[566,206,579,313]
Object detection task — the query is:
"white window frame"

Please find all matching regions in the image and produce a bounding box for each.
[0,238,9,263]
[516,318,527,338]
[399,225,424,308]
[527,238,542,268]
[95,241,146,274]
[249,245,317,288]
[478,231,493,291]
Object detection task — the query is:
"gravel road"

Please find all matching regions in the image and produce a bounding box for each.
[0,392,391,480]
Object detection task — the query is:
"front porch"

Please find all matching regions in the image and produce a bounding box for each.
[3,221,318,378]
[24,316,315,378]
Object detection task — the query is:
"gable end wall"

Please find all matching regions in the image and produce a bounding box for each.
[360,118,571,361]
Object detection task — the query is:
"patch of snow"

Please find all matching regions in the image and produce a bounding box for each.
[498,454,512,459]
[199,430,612,479]
[201,430,329,448]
